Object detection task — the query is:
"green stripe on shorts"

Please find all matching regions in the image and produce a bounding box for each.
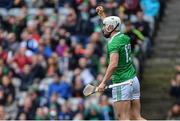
[117,86,121,101]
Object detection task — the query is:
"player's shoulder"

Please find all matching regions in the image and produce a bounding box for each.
[119,33,130,40]
[112,33,130,44]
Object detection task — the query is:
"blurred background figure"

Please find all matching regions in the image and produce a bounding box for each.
[168,71,180,120]
[99,95,114,120]
[0,105,8,120]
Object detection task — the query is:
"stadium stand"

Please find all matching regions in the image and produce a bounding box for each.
[141,0,180,119]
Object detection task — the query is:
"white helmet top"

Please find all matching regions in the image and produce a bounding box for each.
[103,16,121,30]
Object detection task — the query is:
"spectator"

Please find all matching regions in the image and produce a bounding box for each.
[74,99,85,115]
[72,99,85,120]
[19,64,32,91]
[0,75,15,105]
[55,26,71,47]
[84,104,102,120]
[63,8,77,35]
[12,47,32,71]
[28,87,41,110]
[42,38,53,59]
[176,66,180,72]
[5,33,19,53]
[30,54,45,79]
[118,0,141,21]
[3,16,21,37]
[21,30,39,54]
[46,55,58,76]
[55,39,68,57]
[18,55,45,91]
[140,0,160,33]
[76,3,94,45]
[133,10,150,37]
[48,74,72,100]
[89,32,104,58]
[99,95,114,120]
[168,69,180,119]
[58,102,74,120]
[104,0,118,15]
[0,59,11,77]
[170,73,180,100]
[35,107,49,120]
[71,75,84,98]
[0,87,6,105]
[0,46,7,62]
[48,93,60,120]
[99,56,107,73]
[78,57,95,85]
[140,0,160,17]
[73,112,84,120]
[118,11,127,33]
[73,43,85,60]
[133,10,152,56]
[168,104,180,120]
[84,43,100,77]
[16,95,36,120]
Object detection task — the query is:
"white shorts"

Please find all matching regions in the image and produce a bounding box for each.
[112,76,140,102]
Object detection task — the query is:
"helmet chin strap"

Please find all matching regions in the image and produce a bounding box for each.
[103,23,119,38]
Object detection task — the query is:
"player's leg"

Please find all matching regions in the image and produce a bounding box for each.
[114,100,131,120]
[130,99,145,120]
[112,83,132,120]
[130,76,146,120]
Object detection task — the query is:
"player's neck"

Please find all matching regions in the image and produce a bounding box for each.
[110,31,120,38]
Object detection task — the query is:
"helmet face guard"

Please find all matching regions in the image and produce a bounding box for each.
[102,16,121,38]
[102,23,119,38]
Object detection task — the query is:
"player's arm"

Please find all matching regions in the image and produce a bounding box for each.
[96,6,107,20]
[98,53,119,91]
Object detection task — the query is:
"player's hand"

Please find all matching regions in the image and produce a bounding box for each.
[97,82,106,92]
[96,6,106,19]
[96,6,104,15]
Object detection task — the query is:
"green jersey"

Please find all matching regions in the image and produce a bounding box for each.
[106,32,136,83]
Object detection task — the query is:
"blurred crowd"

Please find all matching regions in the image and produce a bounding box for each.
[167,66,180,120]
[0,0,166,120]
